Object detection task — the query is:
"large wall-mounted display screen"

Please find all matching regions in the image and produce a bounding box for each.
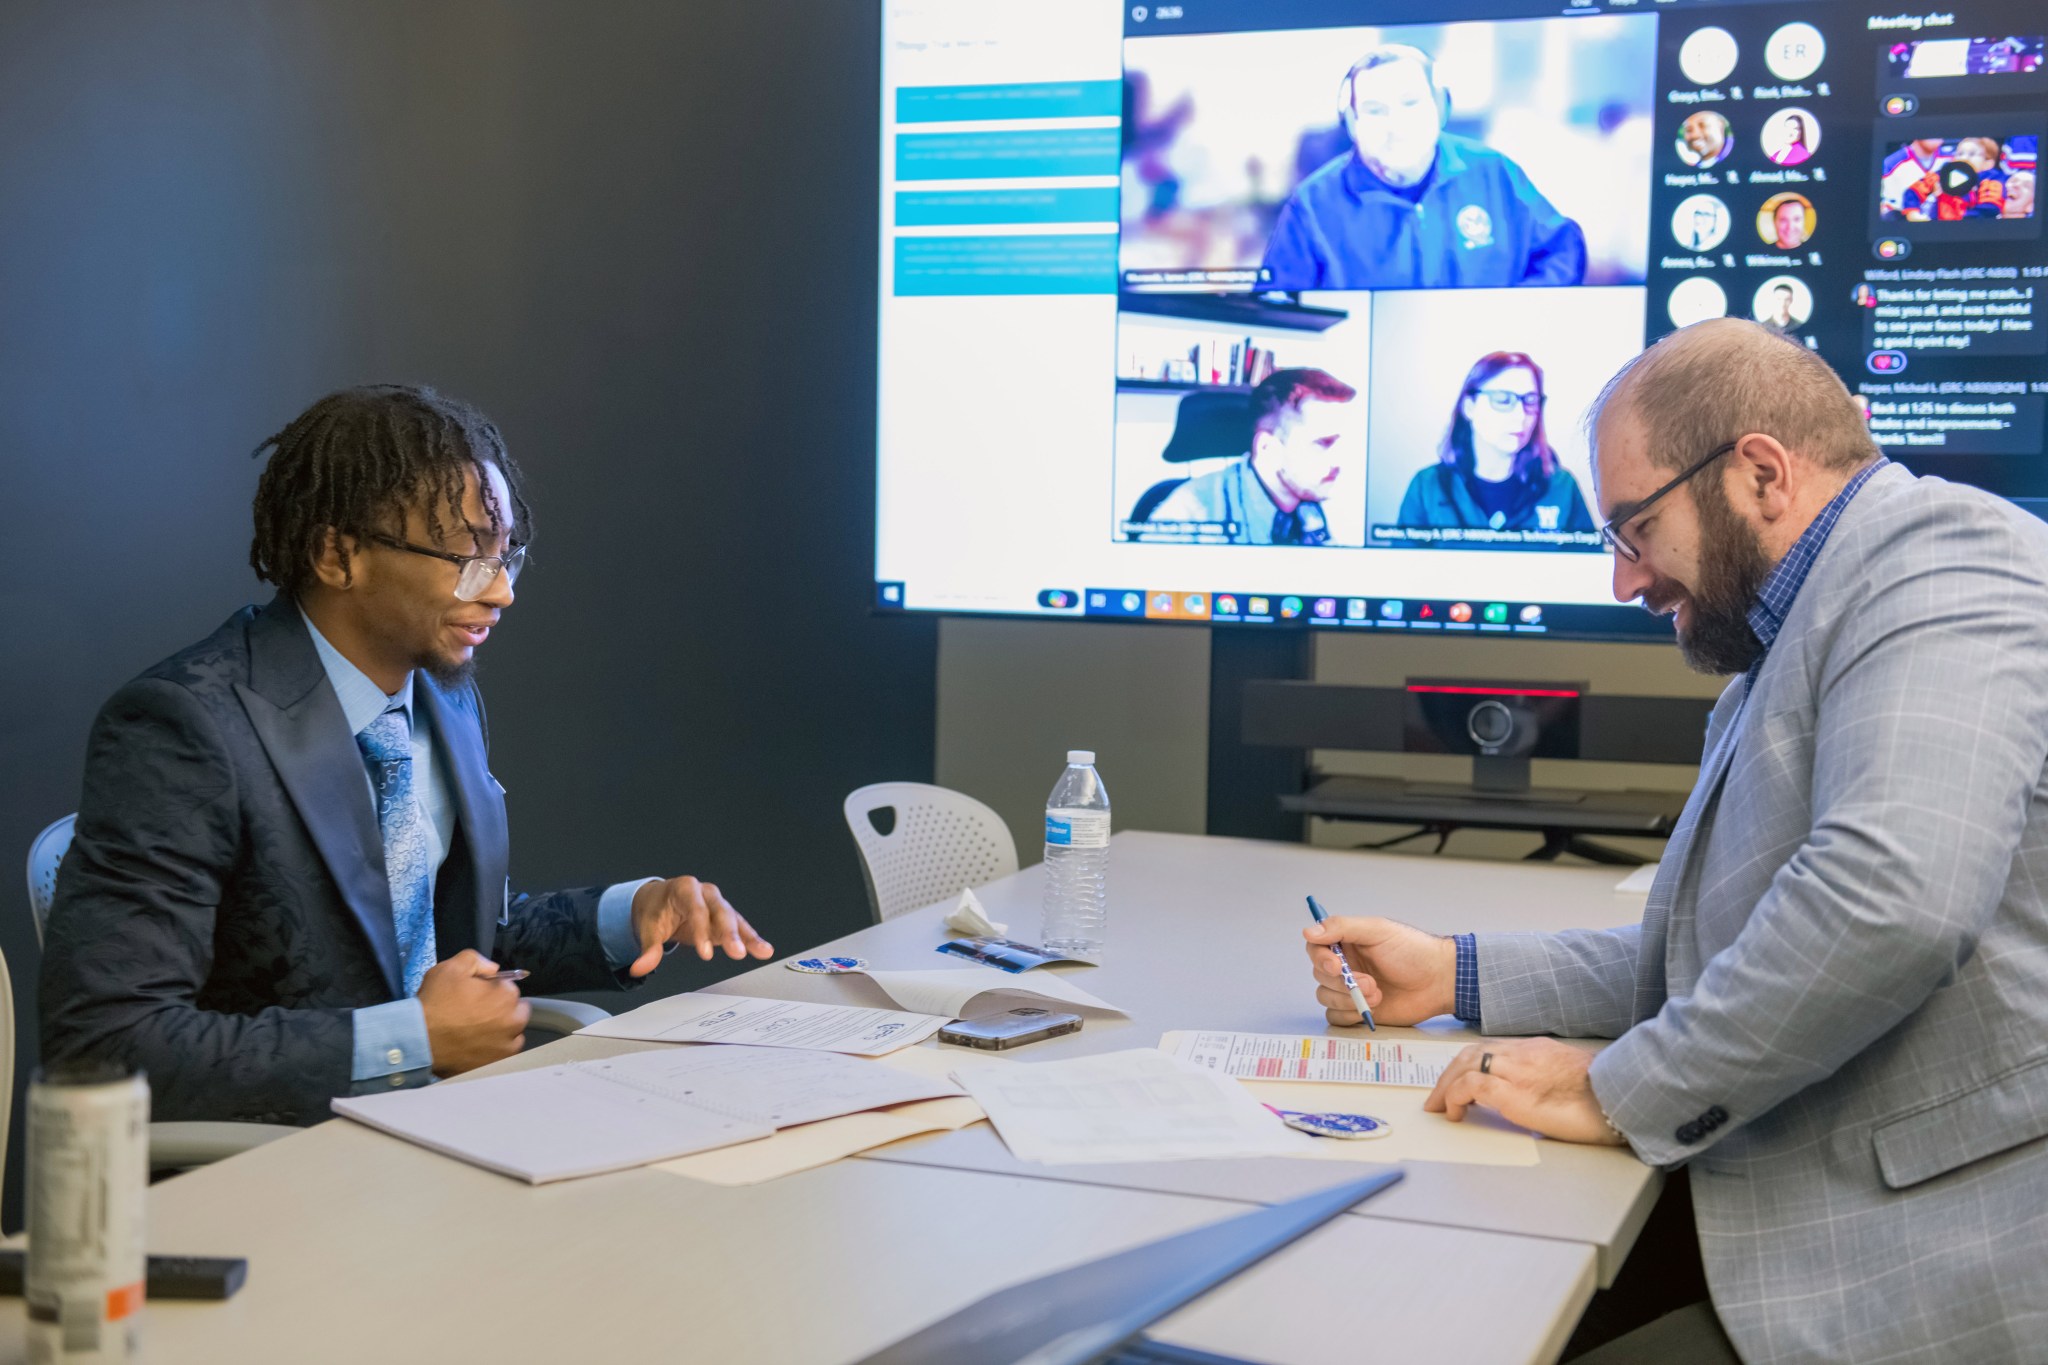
[876,0,2045,639]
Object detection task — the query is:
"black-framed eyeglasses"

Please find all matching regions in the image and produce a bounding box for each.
[364,533,526,602]
[1598,441,1737,563]
[1470,387,1545,414]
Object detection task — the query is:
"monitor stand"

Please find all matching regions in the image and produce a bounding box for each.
[1280,772,1683,865]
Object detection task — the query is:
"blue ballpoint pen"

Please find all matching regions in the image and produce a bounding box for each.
[1306,896,1376,1031]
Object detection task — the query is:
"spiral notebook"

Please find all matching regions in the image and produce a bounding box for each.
[332,1044,965,1183]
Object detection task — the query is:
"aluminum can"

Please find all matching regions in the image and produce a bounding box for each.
[26,1065,148,1364]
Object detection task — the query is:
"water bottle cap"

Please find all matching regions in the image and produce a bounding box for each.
[1067,750,1096,766]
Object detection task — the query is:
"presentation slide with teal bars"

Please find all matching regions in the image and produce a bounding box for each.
[896,186,1119,227]
[895,126,1118,181]
[895,79,1119,123]
[894,235,1117,296]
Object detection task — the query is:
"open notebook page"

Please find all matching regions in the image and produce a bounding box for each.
[333,1044,963,1183]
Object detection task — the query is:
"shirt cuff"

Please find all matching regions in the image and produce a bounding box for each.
[1452,933,1482,1024]
[598,877,664,971]
[351,999,433,1086]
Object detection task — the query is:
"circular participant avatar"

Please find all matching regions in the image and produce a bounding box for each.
[1752,275,1814,335]
[1852,282,1878,308]
[1758,193,1816,250]
[1680,27,1740,86]
[1765,22,1826,82]
[1677,111,1734,169]
[1668,276,1729,328]
[1760,108,1821,167]
[1672,193,1732,252]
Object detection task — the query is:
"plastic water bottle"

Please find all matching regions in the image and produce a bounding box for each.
[1041,750,1110,957]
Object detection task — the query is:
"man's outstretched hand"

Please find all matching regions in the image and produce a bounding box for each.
[629,876,774,977]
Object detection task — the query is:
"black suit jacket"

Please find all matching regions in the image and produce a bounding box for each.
[41,595,632,1124]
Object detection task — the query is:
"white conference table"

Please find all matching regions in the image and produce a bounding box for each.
[0,830,1652,1365]
[796,831,1660,1287]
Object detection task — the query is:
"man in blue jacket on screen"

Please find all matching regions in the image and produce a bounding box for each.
[1260,46,1587,290]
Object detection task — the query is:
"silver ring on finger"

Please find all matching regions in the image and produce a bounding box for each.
[1479,1051,1494,1075]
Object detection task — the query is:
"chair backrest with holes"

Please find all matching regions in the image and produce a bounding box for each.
[26,814,77,947]
[842,783,1019,922]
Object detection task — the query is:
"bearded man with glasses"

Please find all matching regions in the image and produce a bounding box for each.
[1305,320,2048,1362]
[43,385,773,1125]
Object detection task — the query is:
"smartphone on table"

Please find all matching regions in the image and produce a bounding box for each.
[937,1007,1083,1050]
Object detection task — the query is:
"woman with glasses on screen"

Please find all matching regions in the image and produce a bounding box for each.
[1394,351,1594,536]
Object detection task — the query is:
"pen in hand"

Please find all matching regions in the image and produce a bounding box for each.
[482,969,528,984]
[1306,896,1375,1031]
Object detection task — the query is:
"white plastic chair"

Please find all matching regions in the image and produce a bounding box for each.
[0,939,13,1211]
[27,813,607,1169]
[843,782,1018,922]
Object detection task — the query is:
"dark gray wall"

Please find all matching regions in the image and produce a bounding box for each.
[0,0,930,1227]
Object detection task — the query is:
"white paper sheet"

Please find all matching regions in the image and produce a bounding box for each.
[951,1048,1314,1165]
[1160,1031,1468,1088]
[651,1050,1010,1186]
[1614,863,1660,894]
[580,992,949,1055]
[861,965,1127,1019]
[332,1044,963,1184]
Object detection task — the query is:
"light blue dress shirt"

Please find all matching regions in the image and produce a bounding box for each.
[300,612,652,1088]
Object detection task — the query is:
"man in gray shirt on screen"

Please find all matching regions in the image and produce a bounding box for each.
[1145,368,1356,546]
[1305,320,2048,1363]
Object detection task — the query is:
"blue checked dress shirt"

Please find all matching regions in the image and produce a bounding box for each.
[300,612,654,1088]
[1449,458,1890,1023]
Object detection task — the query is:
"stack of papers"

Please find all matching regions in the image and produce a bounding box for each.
[861,965,1126,1019]
[951,1049,1314,1164]
[581,992,949,1055]
[1160,1031,1467,1087]
[332,1044,963,1183]
[654,1046,1003,1187]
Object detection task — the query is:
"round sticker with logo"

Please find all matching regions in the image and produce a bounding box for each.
[1268,1107,1391,1139]
[1455,204,1494,250]
[785,956,869,974]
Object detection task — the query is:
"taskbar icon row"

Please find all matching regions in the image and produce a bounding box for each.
[1075,588,1550,632]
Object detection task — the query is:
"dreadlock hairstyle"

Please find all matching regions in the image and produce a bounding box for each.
[249,385,531,597]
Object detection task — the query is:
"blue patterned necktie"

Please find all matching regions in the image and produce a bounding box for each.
[357,707,437,997]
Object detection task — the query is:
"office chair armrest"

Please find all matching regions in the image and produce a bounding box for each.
[526,997,611,1035]
[148,1121,299,1171]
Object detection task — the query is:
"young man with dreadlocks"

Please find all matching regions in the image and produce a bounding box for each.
[41,385,773,1124]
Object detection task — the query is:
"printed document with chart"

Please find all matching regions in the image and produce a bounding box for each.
[1161,1031,1467,1086]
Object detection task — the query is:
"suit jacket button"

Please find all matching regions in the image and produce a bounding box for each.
[1708,1105,1728,1124]
[1677,1123,1701,1144]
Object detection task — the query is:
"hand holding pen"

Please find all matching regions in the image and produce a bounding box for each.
[1305,897,1374,1030]
[1302,908,1463,1028]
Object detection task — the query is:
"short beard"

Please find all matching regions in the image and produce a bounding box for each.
[1668,475,1774,676]
[421,654,477,690]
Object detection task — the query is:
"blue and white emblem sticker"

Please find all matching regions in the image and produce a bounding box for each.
[786,956,869,974]
[1271,1108,1391,1140]
[1456,203,1493,249]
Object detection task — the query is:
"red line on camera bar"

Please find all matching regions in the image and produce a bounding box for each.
[1405,685,1582,698]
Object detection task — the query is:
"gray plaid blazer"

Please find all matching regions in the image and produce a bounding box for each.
[1477,463,2048,1364]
